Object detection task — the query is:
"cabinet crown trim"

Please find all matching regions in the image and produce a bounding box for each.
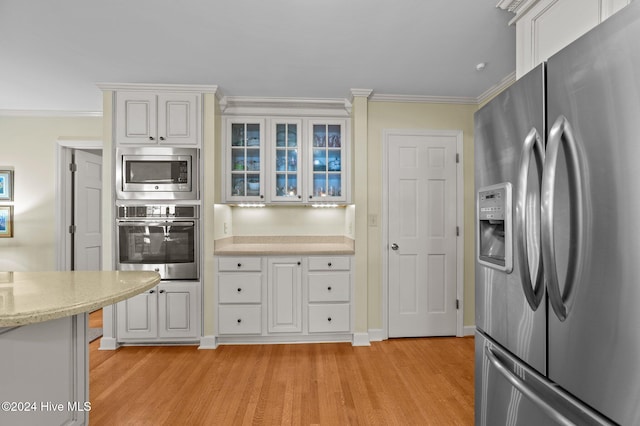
[97,83,220,95]
[219,96,351,116]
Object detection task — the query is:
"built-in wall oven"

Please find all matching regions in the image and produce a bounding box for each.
[116,146,199,200]
[116,204,199,280]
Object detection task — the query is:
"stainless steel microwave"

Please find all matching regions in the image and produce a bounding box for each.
[116,147,199,200]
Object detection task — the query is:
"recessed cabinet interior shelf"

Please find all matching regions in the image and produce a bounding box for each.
[222,116,349,204]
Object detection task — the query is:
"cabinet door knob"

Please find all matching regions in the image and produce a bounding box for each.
[237,318,242,324]
[149,136,155,141]
[159,136,165,141]
[260,195,264,199]
[327,286,332,291]
[159,289,165,294]
[237,288,242,292]
[297,261,301,266]
[237,263,242,268]
[149,290,155,294]
[327,317,332,322]
[328,262,332,267]
[298,195,302,199]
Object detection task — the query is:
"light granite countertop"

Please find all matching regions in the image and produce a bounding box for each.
[214,236,355,256]
[0,271,160,327]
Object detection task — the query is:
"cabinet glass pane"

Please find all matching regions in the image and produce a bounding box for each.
[327,150,341,172]
[275,174,298,197]
[288,124,297,147]
[327,174,341,196]
[276,124,286,147]
[231,175,246,196]
[246,149,260,171]
[313,149,327,172]
[313,174,327,197]
[246,124,261,147]
[246,174,261,196]
[328,125,341,147]
[231,148,246,171]
[313,125,327,147]
[232,124,245,146]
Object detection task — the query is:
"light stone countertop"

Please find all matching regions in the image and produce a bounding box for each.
[214,236,355,256]
[0,271,160,327]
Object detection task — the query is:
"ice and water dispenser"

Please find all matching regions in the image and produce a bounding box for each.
[477,183,513,273]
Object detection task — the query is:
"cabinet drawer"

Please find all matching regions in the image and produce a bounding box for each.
[308,256,350,271]
[218,305,262,335]
[308,304,350,333]
[218,257,262,272]
[219,274,262,303]
[308,272,350,302]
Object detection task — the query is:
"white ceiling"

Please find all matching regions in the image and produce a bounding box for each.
[0,0,515,113]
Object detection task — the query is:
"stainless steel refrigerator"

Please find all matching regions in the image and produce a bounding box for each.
[474,2,640,424]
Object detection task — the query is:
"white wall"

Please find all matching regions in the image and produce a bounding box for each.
[0,116,102,271]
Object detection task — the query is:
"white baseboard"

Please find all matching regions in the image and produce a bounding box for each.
[98,337,118,351]
[198,335,218,349]
[352,332,371,346]
[464,325,476,337]
[368,329,384,342]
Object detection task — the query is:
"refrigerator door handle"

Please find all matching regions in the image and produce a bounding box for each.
[485,345,574,426]
[516,127,545,310]
[542,116,584,321]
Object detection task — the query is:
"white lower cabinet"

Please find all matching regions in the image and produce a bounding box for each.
[117,281,200,342]
[216,255,353,343]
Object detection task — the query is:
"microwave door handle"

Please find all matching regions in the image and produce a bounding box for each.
[516,127,545,311]
[542,116,585,321]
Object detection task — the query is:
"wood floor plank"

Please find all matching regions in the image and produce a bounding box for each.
[89,335,474,425]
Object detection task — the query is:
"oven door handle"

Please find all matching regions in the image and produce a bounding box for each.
[117,221,195,227]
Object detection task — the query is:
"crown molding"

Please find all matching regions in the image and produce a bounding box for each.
[476,71,517,105]
[0,109,103,117]
[219,96,352,117]
[96,83,220,96]
[369,93,478,105]
[350,88,373,100]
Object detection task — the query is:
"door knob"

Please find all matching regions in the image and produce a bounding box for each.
[391,243,399,251]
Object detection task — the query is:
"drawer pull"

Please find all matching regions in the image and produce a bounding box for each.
[237,318,242,324]
[327,317,332,322]
[159,289,165,294]
[328,262,332,267]
[237,288,242,292]
[327,286,332,291]
[237,263,242,268]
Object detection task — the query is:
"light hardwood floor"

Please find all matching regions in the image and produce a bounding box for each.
[88,311,474,425]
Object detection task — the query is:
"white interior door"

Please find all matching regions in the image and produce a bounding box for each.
[73,150,102,270]
[388,132,458,337]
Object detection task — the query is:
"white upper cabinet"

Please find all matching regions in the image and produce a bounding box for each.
[270,119,304,203]
[307,119,348,204]
[116,91,200,146]
[222,115,350,205]
[224,118,267,203]
[502,0,632,78]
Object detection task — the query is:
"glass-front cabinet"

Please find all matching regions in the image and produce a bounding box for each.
[271,119,303,203]
[308,120,346,203]
[222,116,348,204]
[226,118,265,202]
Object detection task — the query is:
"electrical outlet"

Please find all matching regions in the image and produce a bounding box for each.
[223,222,228,234]
[368,214,378,227]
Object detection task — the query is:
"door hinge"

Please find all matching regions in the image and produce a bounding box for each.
[456,299,460,310]
[69,162,77,172]
[69,225,77,234]
[456,153,460,163]
[456,226,459,236]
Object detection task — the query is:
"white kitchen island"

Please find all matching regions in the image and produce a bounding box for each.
[0,271,160,426]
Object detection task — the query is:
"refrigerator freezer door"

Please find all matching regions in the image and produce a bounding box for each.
[545,2,640,424]
[475,332,615,426]
[474,65,546,375]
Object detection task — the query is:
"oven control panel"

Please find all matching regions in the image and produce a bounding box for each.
[117,204,199,219]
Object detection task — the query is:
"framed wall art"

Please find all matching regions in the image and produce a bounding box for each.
[0,206,13,238]
[0,170,13,201]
